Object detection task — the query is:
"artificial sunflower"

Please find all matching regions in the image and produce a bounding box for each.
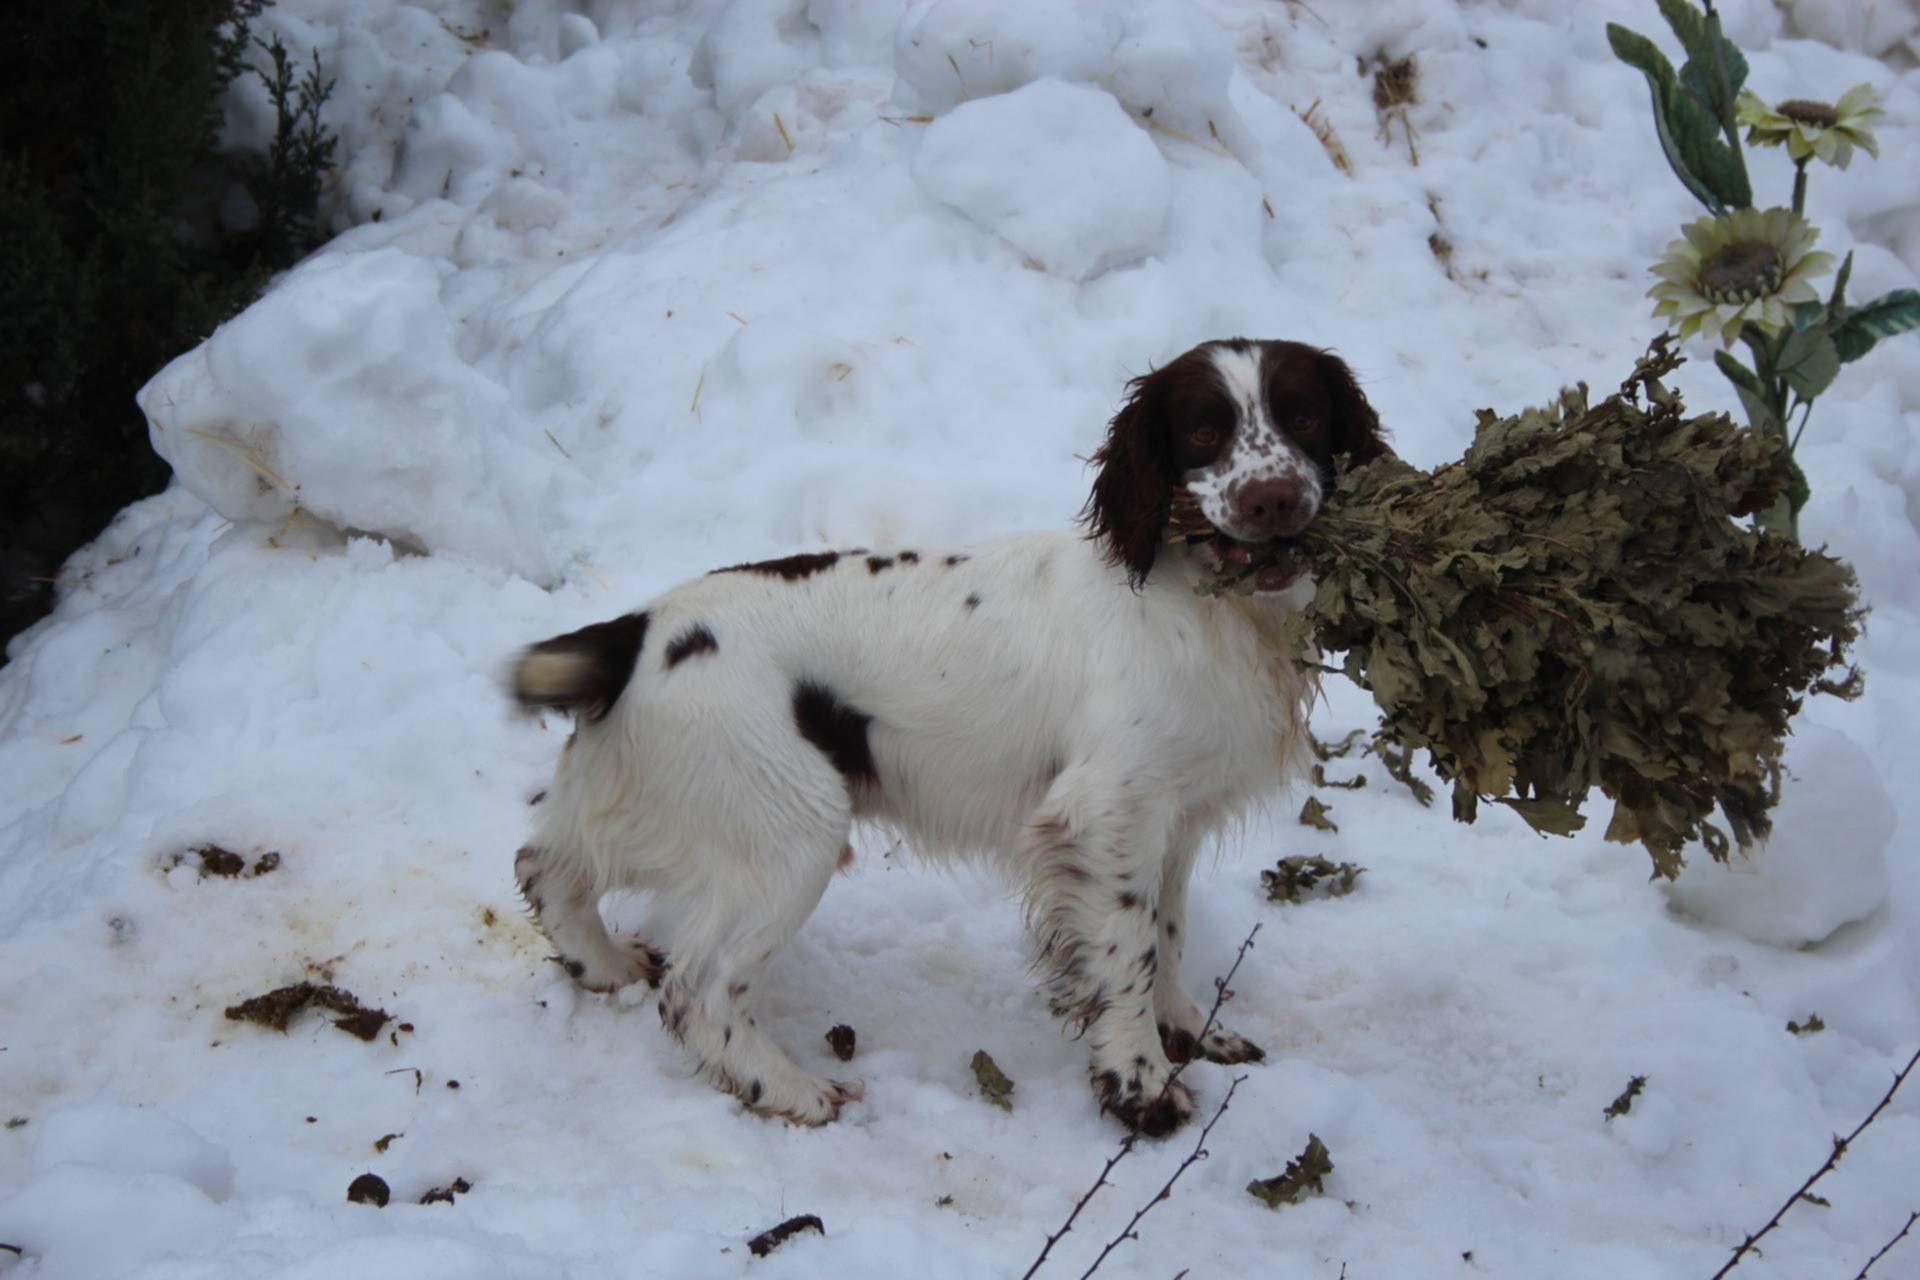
[1735,84,1883,170]
[1648,207,1834,346]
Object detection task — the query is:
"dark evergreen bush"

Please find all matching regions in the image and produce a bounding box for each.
[0,0,335,657]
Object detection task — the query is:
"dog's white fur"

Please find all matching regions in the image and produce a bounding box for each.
[513,339,1379,1133]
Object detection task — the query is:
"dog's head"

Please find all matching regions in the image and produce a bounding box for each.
[1081,338,1390,587]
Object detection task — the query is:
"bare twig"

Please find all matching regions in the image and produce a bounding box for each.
[1075,1073,1248,1279]
[1710,1046,1920,1279]
[1021,925,1262,1279]
[1853,1210,1918,1280]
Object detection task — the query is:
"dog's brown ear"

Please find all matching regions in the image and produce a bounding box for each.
[1082,368,1176,587]
[1316,349,1392,468]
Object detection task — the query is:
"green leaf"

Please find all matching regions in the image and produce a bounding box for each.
[1776,325,1839,400]
[1668,0,1750,115]
[1655,0,1707,52]
[1827,250,1853,316]
[1791,301,1822,332]
[1675,96,1752,210]
[1714,349,1780,434]
[1607,25,1724,213]
[1832,289,1920,364]
[1712,349,1765,399]
[1655,0,1752,208]
[1729,380,1778,435]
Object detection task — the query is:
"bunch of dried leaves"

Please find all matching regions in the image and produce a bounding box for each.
[1262,855,1365,903]
[1247,1133,1334,1209]
[1200,337,1863,878]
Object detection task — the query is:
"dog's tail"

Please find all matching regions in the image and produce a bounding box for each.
[511,611,650,724]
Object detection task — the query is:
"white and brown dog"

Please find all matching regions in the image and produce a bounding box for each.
[511,339,1388,1135]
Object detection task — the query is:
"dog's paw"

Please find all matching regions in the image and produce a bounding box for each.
[1159,1020,1266,1066]
[747,1074,864,1127]
[561,935,667,994]
[1093,1064,1196,1139]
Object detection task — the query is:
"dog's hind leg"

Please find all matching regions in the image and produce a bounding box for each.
[516,843,665,993]
[655,813,862,1126]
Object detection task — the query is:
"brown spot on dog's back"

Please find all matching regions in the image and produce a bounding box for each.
[711,551,842,581]
[793,680,877,786]
[664,623,718,669]
[964,593,982,610]
[1117,891,1140,910]
[944,554,969,566]
[866,556,894,574]
[898,551,920,564]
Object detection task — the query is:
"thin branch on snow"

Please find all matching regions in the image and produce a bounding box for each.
[1710,1045,1920,1280]
[1074,1072,1249,1280]
[1852,1209,1919,1280]
[1021,923,1261,1280]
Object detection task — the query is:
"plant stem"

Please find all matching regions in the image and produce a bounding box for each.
[1738,327,1797,540]
[1792,159,1809,217]
[1789,400,1814,453]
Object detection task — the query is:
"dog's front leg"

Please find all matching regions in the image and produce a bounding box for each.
[1018,776,1196,1137]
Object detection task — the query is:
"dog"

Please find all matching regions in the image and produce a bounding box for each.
[511,338,1388,1135]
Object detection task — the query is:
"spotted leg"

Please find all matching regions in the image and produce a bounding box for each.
[1152,828,1265,1065]
[516,844,665,993]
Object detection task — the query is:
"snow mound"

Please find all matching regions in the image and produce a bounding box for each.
[893,0,1236,138]
[31,1101,236,1201]
[141,248,585,584]
[912,78,1170,281]
[0,1162,233,1280]
[1665,722,1895,947]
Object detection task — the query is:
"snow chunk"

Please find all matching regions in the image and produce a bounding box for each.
[912,78,1168,281]
[0,1163,231,1280]
[1665,723,1894,948]
[32,1101,236,1201]
[692,0,823,121]
[140,248,584,583]
[270,1236,569,1280]
[1782,0,1918,56]
[893,0,1236,138]
[692,0,908,126]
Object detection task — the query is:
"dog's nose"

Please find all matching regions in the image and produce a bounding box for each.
[1237,476,1312,538]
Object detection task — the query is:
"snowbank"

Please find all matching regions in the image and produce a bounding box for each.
[4,1,1919,1276]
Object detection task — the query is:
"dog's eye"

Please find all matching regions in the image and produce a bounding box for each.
[1291,413,1322,437]
[1188,425,1221,448]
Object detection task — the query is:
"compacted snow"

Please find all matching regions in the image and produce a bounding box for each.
[3,1,1918,1277]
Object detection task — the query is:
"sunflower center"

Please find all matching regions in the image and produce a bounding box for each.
[1776,99,1838,128]
[1698,240,1783,304]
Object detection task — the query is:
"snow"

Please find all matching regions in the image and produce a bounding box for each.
[4,0,1920,1277]
[1666,723,1897,948]
[913,78,1171,282]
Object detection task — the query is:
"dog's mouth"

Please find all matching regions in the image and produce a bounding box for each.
[1195,535,1308,592]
